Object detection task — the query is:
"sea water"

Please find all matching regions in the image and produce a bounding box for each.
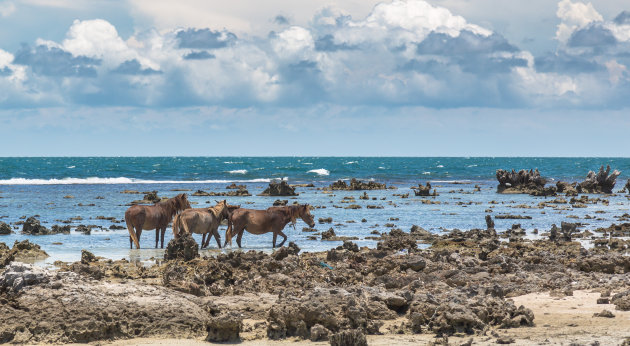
[0,157,628,265]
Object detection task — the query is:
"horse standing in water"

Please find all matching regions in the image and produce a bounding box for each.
[225,204,315,248]
[124,193,191,249]
[172,200,239,248]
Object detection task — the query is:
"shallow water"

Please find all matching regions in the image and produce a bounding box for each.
[0,157,628,265]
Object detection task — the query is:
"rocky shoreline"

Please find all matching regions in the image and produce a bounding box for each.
[1,220,630,345]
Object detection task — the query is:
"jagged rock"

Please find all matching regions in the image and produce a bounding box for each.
[309,324,330,341]
[412,182,438,196]
[328,178,387,191]
[625,179,630,193]
[259,180,298,196]
[549,222,577,242]
[194,189,251,197]
[51,225,71,234]
[273,242,301,261]
[577,165,620,194]
[321,228,337,240]
[496,169,548,195]
[226,183,246,190]
[0,262,49,294]
[206,311,242,342]
[273,199,288,206]
[75,225,91,235]
[81,250,96,264]
[377,228,417,252]
[485,215,495,230]
[164,233,199,261]
[556,181,578,196]
[0,222,12,235]
[21,217,49,235]
[329,329,367,346]
[128,191,168,205]
[612,291,630,311]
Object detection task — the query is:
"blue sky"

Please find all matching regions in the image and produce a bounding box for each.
[1,0,629,156]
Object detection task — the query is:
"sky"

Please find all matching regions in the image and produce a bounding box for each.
[1,0,630,156]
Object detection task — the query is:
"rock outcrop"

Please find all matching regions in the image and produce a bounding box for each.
[496,169,553,195]
[164,233,199,261]
[412,182,438,197]
[328,178,387,191]
[259,180,298,196]
[577,165,620,194]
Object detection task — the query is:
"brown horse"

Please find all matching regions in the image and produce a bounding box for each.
[124,193,191,249]
[225,204,315,248]
[172,200,238,248]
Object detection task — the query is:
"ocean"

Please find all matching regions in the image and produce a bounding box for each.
[0,157,628,265]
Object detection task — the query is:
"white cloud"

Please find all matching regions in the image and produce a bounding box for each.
[556,0,603,42]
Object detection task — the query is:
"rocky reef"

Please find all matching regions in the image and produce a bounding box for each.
[259,180,298,196]
[327,178,387,191]
[577,165,621,194]
[412,182,438,197]
[496,169,555,196]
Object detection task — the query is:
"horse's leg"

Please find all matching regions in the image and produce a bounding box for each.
[277,230,288,248]
[160,227,166,248]
[201,233,206,248]
[155,229,159,248]
[129,236,133,249]
[135,228,143,249]
[213,228,221,249]
[236,227,246,248]
[272,232,278,248]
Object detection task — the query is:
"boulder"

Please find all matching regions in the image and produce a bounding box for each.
[164,233,199,261]
[328,178,387,191]
[206,312,242,342]
[412,182,438,196]
[21,216,49,235]
[329,329,367,346]
[0,222,12,235]
[495,169,550,195]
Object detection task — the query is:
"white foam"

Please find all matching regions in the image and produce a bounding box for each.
[422,172,431,175]
[67,166,75,169]
[308,168,330,176]
[437,165,444,168]
[344,161,358,165]
[228,169,247,174]
[0,177,273,185]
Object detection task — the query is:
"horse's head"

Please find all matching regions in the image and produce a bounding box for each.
[214,199,230,219]
[178,194,192,210]
[298,204,315,228]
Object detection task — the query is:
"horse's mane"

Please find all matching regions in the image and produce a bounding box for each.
[208,203,227,219]
[156,194,186,215]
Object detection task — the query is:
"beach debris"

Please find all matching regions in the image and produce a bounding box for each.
[577,165,620,194]
[259,180,298,196]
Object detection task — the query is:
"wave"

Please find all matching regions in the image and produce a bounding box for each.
[67,166,75,169]
[436,165,444,168]
[0,177,274,185]
[307,168,330,176]
[228,169,247,174]
[344,161,358,165]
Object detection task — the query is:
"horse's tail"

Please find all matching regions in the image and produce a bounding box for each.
[172,214,181,238]
[224,214,234,247]
[125,211,141,249]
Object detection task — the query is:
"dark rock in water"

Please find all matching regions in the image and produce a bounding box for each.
[328,178,387,191]
[341,240,359,252]
[194,188,251,197]
[321,228,336,240]
[164,233,199,261]
[329,329,367,346]
[496,169,551,195]
[81,250,96,264]
[75,225,91,235]
[21,216,49,235]
[485,215,495,230]
[206,311,242,342]
[0,222,12,235]
[319,217,333,224]
[226,183,246,190]
[625,179,630,193]
[377,228,417,252]
[144,191,161,203]
[273,199,288,206]
[556,181,578,196]
[259,180,298,196]
[51,225,71,234]
[577,165,621,194]
[412,182,438,196]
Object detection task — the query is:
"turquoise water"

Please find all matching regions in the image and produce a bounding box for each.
[0,157,628,265]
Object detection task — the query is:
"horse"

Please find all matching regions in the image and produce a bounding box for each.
[124,193,191,249]
[224,204,315,248]
[172,200,239,248]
